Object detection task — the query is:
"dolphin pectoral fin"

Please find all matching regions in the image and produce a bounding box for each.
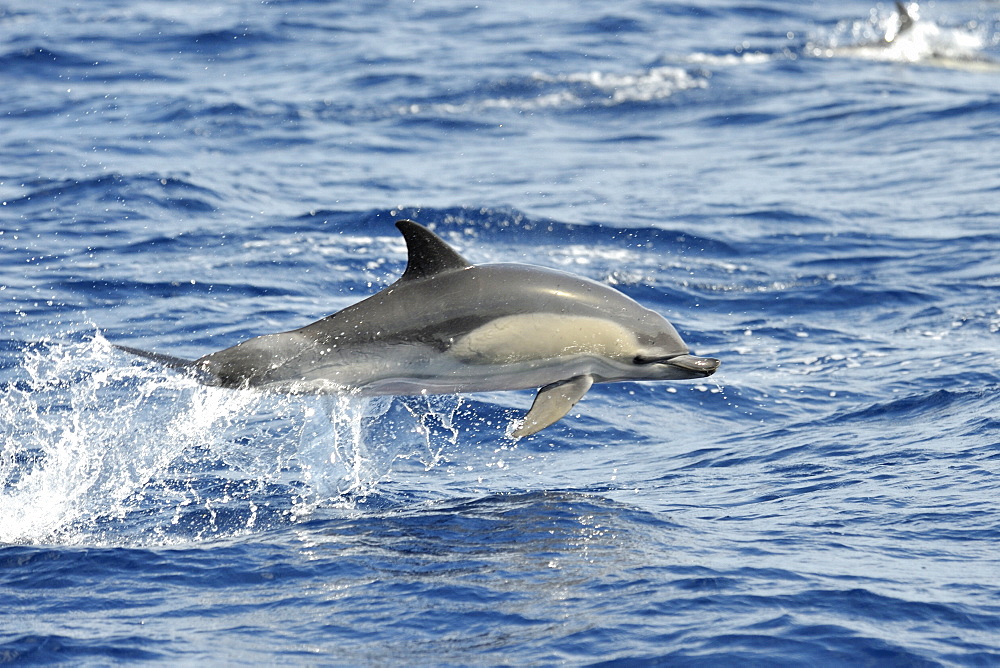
[512,374,594,438]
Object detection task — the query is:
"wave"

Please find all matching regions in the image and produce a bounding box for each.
[3,173,219,220]
[390,65,708,117]
[0,46,94,75]
[824,386,999,432]
[291,205,736,259]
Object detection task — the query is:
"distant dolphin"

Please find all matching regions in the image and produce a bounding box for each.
[883,1,915,45]
[118,220,719,437]
[808,2,1000,72]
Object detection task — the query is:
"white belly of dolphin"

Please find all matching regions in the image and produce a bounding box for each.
[449,314,639,364]
[279,346,631,397]
[261,314,644,395]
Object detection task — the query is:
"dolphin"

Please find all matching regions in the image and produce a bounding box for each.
[807,2,1000,72]
[118,220,719,437]
[883,1,915,45]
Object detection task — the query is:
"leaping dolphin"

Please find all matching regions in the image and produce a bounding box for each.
[118,220,719,437]
[806,2,1000,72]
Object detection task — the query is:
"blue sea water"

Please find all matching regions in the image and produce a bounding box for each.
[2,0,1000,664]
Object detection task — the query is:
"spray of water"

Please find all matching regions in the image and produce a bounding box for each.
[0,336,470,546]
[808,3,989,66]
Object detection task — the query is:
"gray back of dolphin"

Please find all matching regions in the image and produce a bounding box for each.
[119,220,719,436]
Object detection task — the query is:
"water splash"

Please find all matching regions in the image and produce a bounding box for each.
[0,336,466,546]
[806,3,993,69]
[399,394,465,469]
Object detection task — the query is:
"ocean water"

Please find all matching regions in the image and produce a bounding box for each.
[2,0,999,664]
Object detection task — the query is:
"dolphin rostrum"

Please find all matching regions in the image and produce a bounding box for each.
[118,220,719,436]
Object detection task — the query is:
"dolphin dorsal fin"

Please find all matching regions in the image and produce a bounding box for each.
[887,1,914,42]
[395,219,472,282]
[896,2,914,33]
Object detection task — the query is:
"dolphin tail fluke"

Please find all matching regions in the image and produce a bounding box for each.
[512,374,594,438]
[115,344,221,385]
[115,344,195,369]
[116,344,226,385]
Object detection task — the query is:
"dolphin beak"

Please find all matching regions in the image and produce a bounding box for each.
[664,354,720,377]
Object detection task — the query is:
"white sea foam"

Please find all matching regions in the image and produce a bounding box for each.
[397,65,707,116]
[0,337,434,545]
[807,3,991,68]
